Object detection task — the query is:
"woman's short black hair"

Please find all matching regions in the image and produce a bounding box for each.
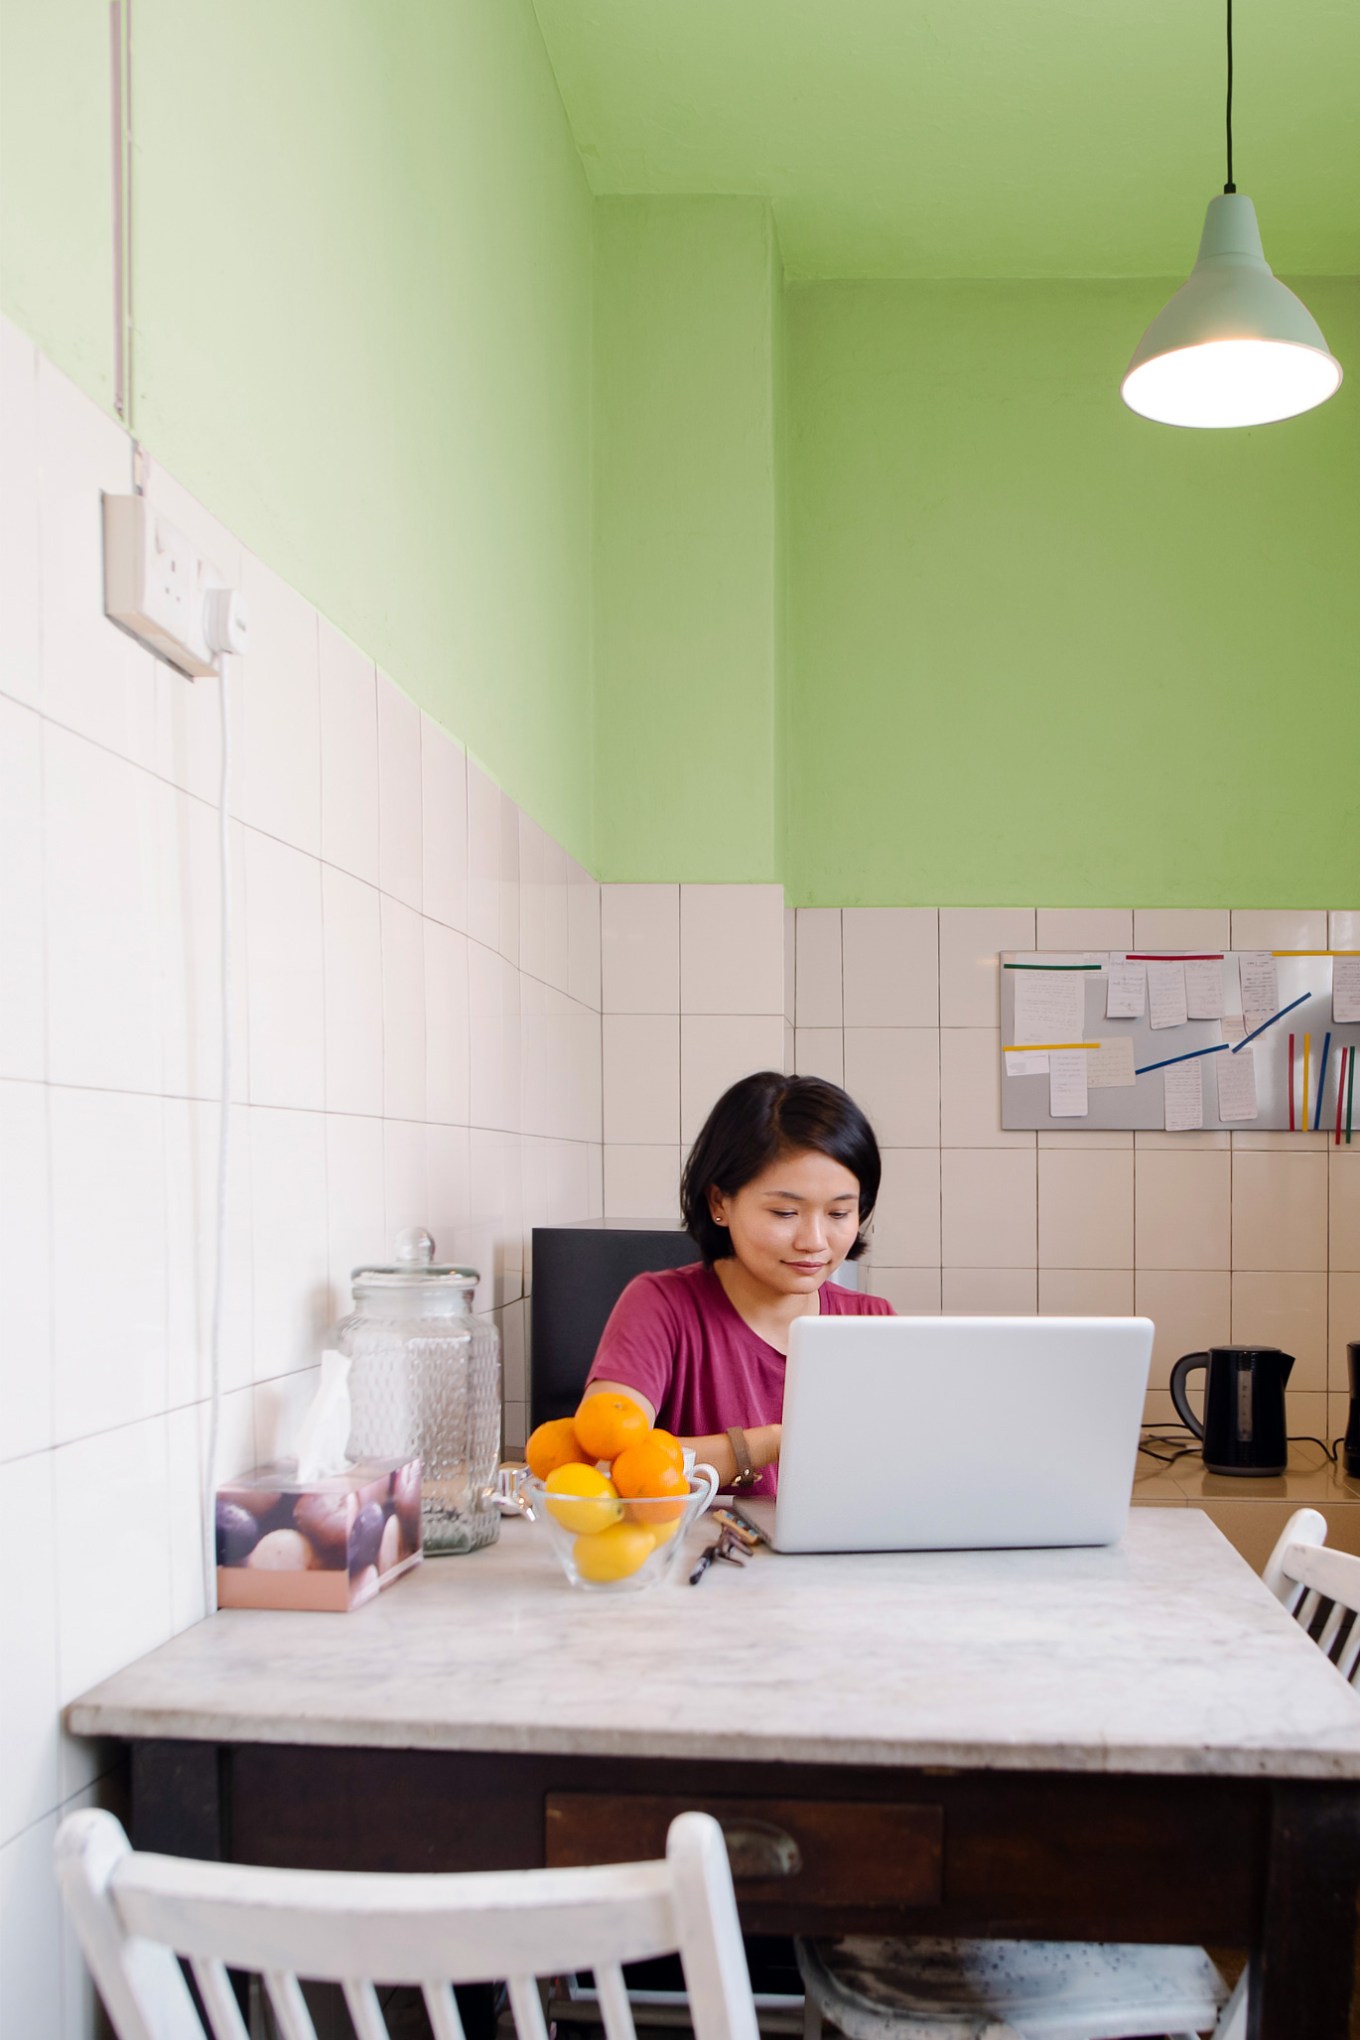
[679,1071,881,1264]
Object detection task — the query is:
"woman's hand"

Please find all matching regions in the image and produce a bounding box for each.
[684,1423,781,1487]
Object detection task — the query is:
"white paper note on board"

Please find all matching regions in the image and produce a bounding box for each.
[1049,1050,1089,1118]
[1106,960,1146,1019]
[1147,960,1189,1031]
[1005,1050,1050,1076]
[1217,1044,1259,1122]
[1334,956,1360,1024]
[1087,1038,1137,1088]
[1239,951,1279,1028]
[1184,958,1225,1020]
[1164,1059,1205,1132]
[1222,953,1242,1017]
[1013,969,1088,1044]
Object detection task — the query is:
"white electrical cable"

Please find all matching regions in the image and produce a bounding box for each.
[203,648,235,1615]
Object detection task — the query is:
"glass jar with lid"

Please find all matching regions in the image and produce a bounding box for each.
[337,1229,501,1555]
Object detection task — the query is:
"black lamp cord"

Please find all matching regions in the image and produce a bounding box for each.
[1224,0,1237,193]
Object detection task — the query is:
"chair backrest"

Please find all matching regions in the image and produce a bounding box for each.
[529,1223,697,1427]
[55,1808,760,2040]
[1262,1505,1360,1686]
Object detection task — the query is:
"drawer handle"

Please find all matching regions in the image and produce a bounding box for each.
[717,1820,803,1880]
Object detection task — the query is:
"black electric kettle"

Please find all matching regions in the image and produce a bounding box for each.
[1169,1346,1294,1476]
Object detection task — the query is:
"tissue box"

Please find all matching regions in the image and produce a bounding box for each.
[216,1458,422,1611]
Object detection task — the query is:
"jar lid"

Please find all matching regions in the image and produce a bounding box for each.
[351,1227,480,1295]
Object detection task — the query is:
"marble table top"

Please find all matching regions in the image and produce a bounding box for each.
[67,1509,1360,1782]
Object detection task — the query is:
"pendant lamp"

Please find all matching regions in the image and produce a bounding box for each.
[1121,0,1342,428]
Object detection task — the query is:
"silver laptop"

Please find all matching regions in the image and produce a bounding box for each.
[742,1315,1153,1554]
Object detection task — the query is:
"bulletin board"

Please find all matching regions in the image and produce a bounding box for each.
[998,948,1360,1134]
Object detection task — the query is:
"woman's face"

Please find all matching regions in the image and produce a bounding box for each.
[708,1147,862,1295]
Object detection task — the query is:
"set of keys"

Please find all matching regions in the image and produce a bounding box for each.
[687,1505,770,1585]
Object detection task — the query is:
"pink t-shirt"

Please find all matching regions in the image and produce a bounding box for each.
[586,1260,893,1497]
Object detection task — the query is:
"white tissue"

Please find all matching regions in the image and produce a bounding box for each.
[294,1349,354,1481]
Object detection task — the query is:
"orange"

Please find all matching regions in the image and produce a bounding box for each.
[613,1434,688,1499]
[525,1417,586,1483]
[647,1429,686,1475]
[543,1463,621,1535]
[574,1391,650,1464]
[620,1463,690,1525]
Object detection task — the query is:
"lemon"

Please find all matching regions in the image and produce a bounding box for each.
[647,1517,681,1550]
[573,1521,655,1583]
[544,1463,622,1535]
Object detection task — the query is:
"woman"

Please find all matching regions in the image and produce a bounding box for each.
[582,1071,893,1496]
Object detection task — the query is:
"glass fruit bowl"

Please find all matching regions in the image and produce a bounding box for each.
[524,1466,719,1592]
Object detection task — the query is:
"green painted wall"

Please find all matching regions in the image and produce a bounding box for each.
[1,0,595,864]
[6,0,1356,904]
[535,0,1360,282]
[784,277,1360,907]
[593,197,781,882]
[0,0,114,409]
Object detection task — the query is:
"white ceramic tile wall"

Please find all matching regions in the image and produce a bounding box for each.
[604,900,1359,1453]
[0,324,604,2029]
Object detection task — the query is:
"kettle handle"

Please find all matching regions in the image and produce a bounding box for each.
[1169,1352,1208,1439]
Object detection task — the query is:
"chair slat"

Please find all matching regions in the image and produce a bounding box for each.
[264,1970,320,2040]
[507,1975,550,2040]
[595,1963,639,2040]
[114,1854,676,1982]
[1337,1616,1360,1685]
[189,1957,251,2040]
[1282,1539,1360,1608]
[422,1980,468,2040]
[342,1977,392,2040]
[1317,1599,1346,1657]
[1298,1587,1322,1632]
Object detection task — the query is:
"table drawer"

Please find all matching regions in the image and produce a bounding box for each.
[546,1793,943,1909]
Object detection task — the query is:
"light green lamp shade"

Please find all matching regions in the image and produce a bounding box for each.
[1122,194,1342,428]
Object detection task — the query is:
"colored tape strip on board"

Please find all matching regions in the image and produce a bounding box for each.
[1135,1042,1229,1077]
[1313,1031,1332,1132]
[1336,1049,1348,1146]
[1231,990,1311,1053]
[1002,1042,1100,1052]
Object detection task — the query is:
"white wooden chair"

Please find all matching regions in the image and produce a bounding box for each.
[1262,1505,1360,1684]
[55,1807,760,2040]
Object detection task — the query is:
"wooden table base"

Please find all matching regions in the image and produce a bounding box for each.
[129,1740,1358,2040]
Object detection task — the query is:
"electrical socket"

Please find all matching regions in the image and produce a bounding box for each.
[103,493,228,677]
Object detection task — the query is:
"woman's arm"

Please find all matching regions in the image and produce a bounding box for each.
[584,1379,779,1486]
[681,1424,782,1487]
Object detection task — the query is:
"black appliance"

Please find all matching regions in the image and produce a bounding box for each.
[1169,1345,1294,1476]
[528,1220,696,1430]
[1345,1343,1360,1479]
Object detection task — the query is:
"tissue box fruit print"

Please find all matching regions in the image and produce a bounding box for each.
[216,1458,422,1610]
